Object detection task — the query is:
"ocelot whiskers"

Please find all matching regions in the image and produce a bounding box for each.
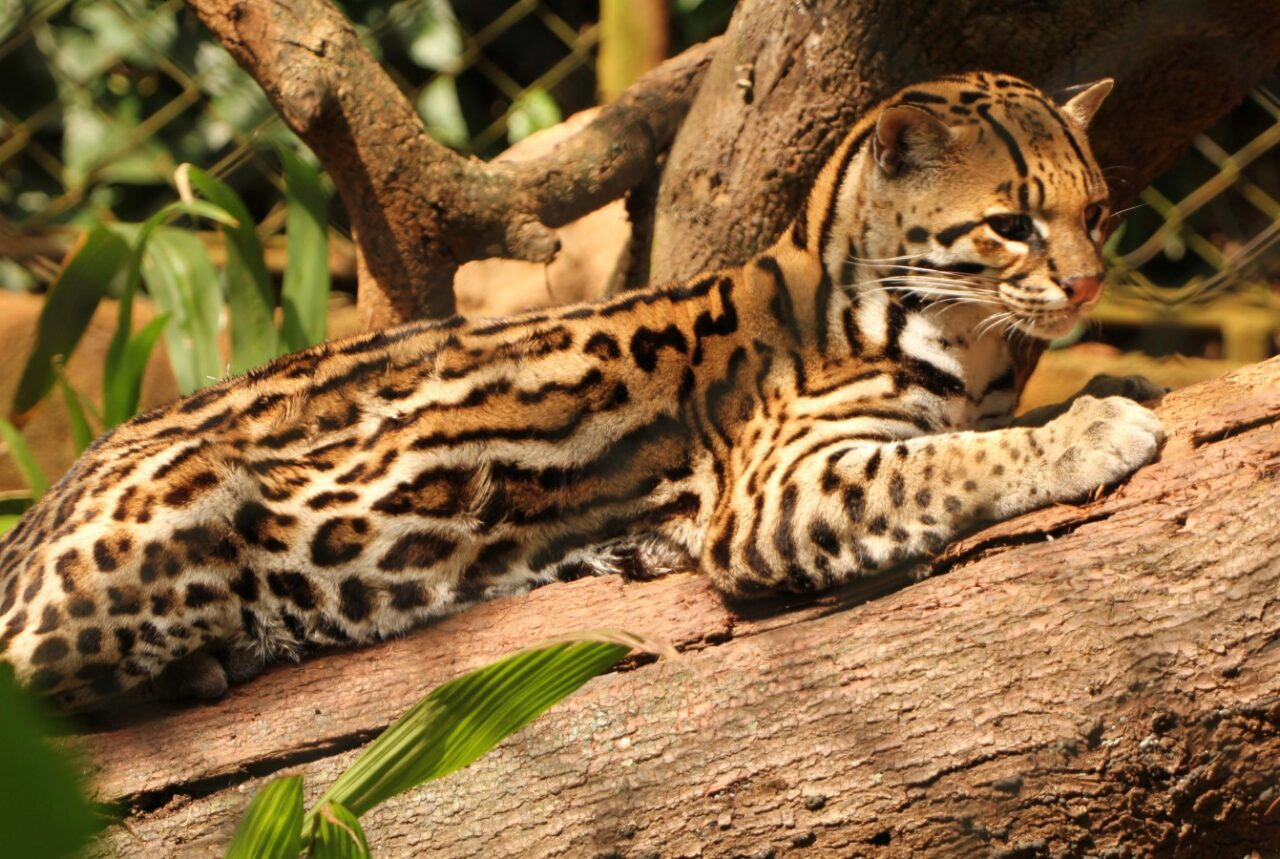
[0,72,1164,709]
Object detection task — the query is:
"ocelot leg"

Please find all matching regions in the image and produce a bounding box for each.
[1012,373,1169,428]
[703,396,1163,595]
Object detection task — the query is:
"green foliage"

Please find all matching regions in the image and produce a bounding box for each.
[0,416,47,498]
[54,361,97,454]
[142,226,224,395]
[3,158,331,533]
[507,87,562,145]
[280,148,331,352]
[102,199,234,427]
[225,777,305,859]
[0,669,104,858]
[177,165,280,374]
[11,226,130,416]
[308,803,370,859]
[226,632,658,857]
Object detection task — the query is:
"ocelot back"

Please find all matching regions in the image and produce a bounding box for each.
[0,72,1164,710]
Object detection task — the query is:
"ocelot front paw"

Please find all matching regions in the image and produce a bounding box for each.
[1079,373,1170,403]
[1043,395,1165,501]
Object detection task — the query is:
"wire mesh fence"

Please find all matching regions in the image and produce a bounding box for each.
[0,0,1276,358]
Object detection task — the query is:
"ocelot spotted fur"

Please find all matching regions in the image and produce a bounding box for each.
[0,72,1165,710]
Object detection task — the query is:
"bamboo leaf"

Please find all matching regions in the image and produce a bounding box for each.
[104,199,238,423]
[177,164,278,373]
[279,147,329,352]
[142,227,224,395]
[308,631,661,821]
[308,802,370,859]
[53,362,96,454]
[225,776,304,859]
[103,314,169,426]
[12,226,130,416]
[0,417,48,498]
[0,671,103,858]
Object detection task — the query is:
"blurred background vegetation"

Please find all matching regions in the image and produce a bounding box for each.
[0,0,1276,507]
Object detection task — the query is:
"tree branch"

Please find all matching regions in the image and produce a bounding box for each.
[185,0,716,327]
[82,357,1280,855]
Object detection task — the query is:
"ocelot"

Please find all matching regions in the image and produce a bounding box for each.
[0,72,1164,710]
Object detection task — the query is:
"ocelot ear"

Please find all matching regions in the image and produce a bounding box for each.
[872,104,952,177]
[1055,78,1114,128]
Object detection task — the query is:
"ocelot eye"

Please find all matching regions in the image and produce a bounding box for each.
[986,214,1035,242]
[1083,203,1107,232]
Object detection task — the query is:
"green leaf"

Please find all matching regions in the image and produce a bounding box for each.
[53,363,96,454]
[178,164,278,373]
[0,668,102,858]
[507,87,561,145]
[279,147,329,352]
[103,199,237,426]
[103,314,169,426]
[308,631,654,821]
[0,417,48,498]
[416,76,469,149]
[393,0,462,71]
[225,776,304,859]
[12,226,130,416]
[142,227,224,395]
[309,802,371,859]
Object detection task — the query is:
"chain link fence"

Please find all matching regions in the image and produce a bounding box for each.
[0,0,1276,358]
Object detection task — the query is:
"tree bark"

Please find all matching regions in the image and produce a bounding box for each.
[650,0,1280,282]
[184,0,715,328]
[81,356,1280,857]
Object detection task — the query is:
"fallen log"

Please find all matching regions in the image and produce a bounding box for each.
[84,356,1280,857]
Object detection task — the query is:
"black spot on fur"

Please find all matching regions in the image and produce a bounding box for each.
[35,605,59,634]
[338,577,372,621]
[32,636,70,664]
[76,627,102,655]
[114,628,136,656]
[267,571,318,610]
[162,470,220,507]
[809,521,840,556]
[629,325,688,373]
[864,450,882,479]
[389,582,430,611]
[586,332,619,358]
[106,586,143,616]
[889,473,906,507]
[378,531,457,572]
[67,597,96,618]
[310,518,371,567]
[185,583,223,609]
[234,501,295,553]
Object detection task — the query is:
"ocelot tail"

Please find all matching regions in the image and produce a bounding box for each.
[0,72,1164,710]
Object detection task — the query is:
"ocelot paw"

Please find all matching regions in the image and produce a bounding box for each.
[1079,373,1170,403]
[1044,395,1165,500]
[154,644,267,702]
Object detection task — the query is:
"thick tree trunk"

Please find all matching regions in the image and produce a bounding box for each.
[650,0,1280,282]
[81,356,1280,857]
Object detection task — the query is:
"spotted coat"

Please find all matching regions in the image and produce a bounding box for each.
[0,72,1163,709]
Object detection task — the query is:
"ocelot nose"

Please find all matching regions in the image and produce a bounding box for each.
[1062,275,1101,306]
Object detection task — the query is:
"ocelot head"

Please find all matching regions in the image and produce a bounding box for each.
[824,72,1116,340]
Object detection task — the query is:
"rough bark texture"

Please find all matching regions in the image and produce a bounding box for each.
[184,0,715,328]
[650,0,1280,282]
[81,357,1280,858]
